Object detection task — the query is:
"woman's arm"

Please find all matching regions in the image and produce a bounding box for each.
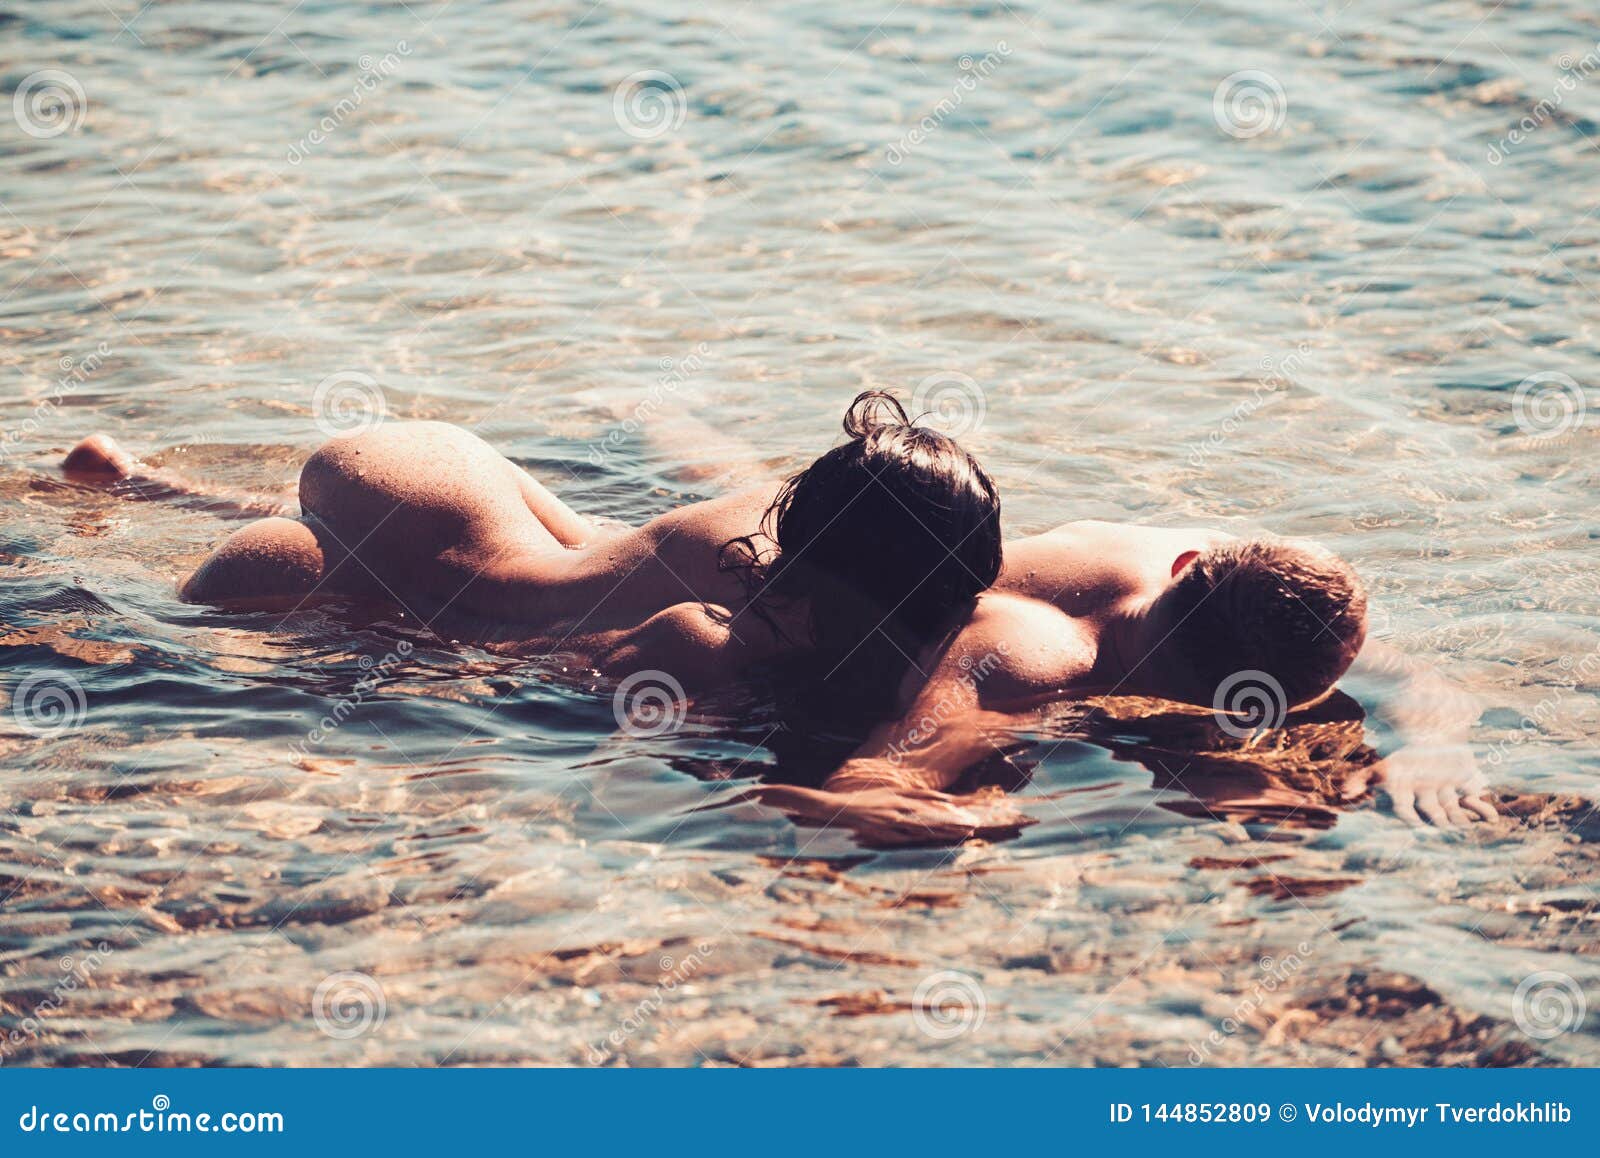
[751,604,1064,846]
[752,715,1032,848]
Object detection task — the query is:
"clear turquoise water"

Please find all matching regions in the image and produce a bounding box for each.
[2,0,1598,1066]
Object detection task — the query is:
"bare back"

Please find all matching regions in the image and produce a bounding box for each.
[185,422,792,678]
[998,520,1231,618]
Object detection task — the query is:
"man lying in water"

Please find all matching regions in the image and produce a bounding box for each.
[759,522,1494,841]
[62,392,1493,842]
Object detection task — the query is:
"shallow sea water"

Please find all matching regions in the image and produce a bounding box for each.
[2,0,1599,1066]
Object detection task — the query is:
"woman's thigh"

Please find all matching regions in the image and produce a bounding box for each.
[179,516,354,607]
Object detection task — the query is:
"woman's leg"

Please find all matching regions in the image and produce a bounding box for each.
[179,516,348,607]
[64,434,295,518]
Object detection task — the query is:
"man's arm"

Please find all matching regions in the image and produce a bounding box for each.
[1338,639,1497,826]
[633,406,777,494]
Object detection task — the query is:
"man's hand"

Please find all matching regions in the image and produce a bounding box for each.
[1343,744,1498,827]
[752,783,1033,849]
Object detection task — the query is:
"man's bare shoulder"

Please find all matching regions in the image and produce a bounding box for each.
[938,593,1095,708]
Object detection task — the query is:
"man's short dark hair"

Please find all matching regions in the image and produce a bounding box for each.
[1162,539,1368,709]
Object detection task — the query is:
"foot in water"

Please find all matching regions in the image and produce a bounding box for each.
[61,433,292,519]
[63,433,137,476]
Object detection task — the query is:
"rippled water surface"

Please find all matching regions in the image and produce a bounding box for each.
[3,0,1600,1066]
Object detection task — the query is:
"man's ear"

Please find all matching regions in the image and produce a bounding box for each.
[1171,549,1201,578]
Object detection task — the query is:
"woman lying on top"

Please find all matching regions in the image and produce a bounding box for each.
[63,391,1490,844]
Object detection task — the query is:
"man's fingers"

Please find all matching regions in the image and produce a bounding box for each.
[1463,792,1499,823]
[1441,791,1472,826]
[1341,767,1374,801]
[1389,785,1423,826]
[1415,789,1453,827]
[972,807,1034,839]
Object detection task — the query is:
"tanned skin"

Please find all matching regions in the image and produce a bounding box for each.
[62,423,1495,845]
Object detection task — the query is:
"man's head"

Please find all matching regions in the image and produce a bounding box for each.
[1137,539,1368,712]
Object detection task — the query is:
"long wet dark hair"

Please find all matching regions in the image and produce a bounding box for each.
[720,390,1003,724]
